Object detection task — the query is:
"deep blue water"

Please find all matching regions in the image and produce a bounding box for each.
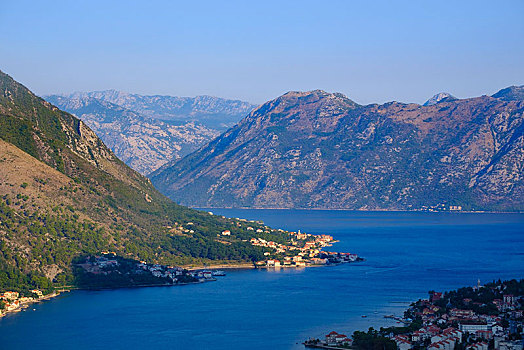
[0,210,522,349]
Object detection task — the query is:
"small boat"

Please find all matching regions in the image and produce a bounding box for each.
[361,315,367,318]
[212,270,226,276]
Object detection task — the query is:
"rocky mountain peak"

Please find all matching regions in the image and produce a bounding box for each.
[151,86,524,211]
[423,92,456,106]
[492,85,524,101]
[252,90,357,114]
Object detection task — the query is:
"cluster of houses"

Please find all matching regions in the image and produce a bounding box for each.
[79,253,192,284]
[304,281,523,350]
[250,231,333,254]
[0,289,47,317]
[136,261,186,282]
[80,253,222,284]
[249,230,361,268]
[417,204,463,212]
[325,331,353,346]
[389,288,523,350]
[394,326,464,350]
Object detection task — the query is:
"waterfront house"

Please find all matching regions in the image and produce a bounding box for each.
[266,260,281,267]
[310,258,328,265]
[325,331,339,345]
[325,332,352,346]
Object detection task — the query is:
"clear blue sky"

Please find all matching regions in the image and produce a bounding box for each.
[1,0,523,105]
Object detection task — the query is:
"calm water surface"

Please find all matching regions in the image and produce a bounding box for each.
[1,210,523,349]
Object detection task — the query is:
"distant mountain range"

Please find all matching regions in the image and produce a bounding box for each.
[151,86,524,211]
[51,90,256,130]
[44,91,255,175]
[44,95,222,174]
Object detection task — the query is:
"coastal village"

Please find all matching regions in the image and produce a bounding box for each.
[0,221,361,318]
[304,279,523,350]
[170,216,361,268]
[249,229,361,268]
[0,288,58,318]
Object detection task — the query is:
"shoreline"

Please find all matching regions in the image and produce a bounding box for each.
[186,262,255,271]
[197,207,523,214]
[0,290,64,319]
[0,278,218,318]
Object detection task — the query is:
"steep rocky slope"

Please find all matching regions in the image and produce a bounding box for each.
[151,89,524,211]
[44,95,220,174]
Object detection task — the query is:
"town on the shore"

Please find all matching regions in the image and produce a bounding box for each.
[1,226,362,318]
[0,289,56,317]
[304,279,523,350]
[248,229,362,267]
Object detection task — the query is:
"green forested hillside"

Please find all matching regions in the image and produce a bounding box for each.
[0,70,282,293]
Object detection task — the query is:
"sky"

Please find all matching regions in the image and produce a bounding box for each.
[1,0,523,105]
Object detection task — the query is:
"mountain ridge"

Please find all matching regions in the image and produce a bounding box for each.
[51,90,257,130]
[151,87,524,211]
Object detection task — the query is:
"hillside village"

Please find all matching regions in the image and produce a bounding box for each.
[304,279,523,350]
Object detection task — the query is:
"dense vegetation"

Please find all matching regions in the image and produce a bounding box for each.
[0,69,289,293]
[432,279,524,315]
[352,328,397,350]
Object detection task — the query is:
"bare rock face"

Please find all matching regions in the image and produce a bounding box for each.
[151,89,524,211]
[44,95,221,175]
[423,92,456,106]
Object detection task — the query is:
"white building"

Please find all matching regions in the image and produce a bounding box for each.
[459,322,489,333]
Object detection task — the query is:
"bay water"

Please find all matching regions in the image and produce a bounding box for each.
[0,210,522,349]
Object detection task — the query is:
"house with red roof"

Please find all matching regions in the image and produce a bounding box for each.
[394,335,412,350]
